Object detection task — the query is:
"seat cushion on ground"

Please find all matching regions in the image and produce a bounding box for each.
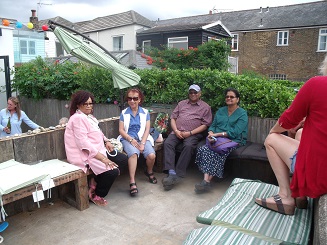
[195,178,313,245]
[183,224,285,245]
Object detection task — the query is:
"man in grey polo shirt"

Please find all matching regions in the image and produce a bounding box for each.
[162,84,212,190]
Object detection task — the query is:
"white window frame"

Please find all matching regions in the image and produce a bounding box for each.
[318,28,327,52]
[29,41,36,55]
[168,36,188,50]
[277,31,289,46]
[231,34,239,51]
[113,35,124,51]
[20,40,35,55]
[142,40,151,53]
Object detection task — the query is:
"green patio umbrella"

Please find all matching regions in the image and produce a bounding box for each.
[52,26,140,90]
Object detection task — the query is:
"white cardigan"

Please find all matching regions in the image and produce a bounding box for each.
[118,107,154,146]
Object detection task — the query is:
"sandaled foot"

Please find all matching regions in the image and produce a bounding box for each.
[255,194,295,215]
[130,183,138,197]
[144,171,157,184]
[88,178,97,199]
[295,196,308,209]
[90,195,108,207]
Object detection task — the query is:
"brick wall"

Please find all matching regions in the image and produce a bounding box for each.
[231,28,326,81]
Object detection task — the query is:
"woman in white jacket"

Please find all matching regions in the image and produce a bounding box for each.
[118,88,156,196]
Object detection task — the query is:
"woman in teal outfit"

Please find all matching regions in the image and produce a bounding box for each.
[195,88,248,193]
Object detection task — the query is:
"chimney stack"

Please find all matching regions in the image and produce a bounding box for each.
[209,10,212,15]
[30,9,39,30]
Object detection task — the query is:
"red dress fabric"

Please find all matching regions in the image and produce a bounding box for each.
[279,76,327,198]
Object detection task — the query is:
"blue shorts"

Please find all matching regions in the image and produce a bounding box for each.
[290,150,297,174]
[121,139,155,158]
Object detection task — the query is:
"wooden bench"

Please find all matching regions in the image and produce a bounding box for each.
[2,169,89,211]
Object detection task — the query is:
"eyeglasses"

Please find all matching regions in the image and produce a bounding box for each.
[83,102,94,106]
[189,91,198,95]
[225,96,236,99]
[127,97,139,101]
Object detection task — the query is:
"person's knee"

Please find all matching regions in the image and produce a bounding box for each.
[146,153,156,161]
[264,133,279,147]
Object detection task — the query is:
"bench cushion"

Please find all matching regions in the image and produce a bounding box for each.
[195,178,313,245]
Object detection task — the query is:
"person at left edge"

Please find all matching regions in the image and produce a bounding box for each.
[64,90,128,206]
[0,97,40,138]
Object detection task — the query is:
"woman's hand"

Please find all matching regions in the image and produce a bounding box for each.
[102,158,118,170]
[3,127,10,134]
[105,141,114,152]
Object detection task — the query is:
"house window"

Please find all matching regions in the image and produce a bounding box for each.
[277,31,289,46]
[168,37,188,50]
[318,28,327,52]
[113,36,123,51]
[20,40,28,54]
[29,41,36,55]
[20,40,35,55]
[269,74,287,80]
[231,34,238,51]
[142,40,151,53]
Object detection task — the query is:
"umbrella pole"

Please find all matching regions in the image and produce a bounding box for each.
[120,90,124,111]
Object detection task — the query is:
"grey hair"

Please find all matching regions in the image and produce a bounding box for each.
[319,54,327,76]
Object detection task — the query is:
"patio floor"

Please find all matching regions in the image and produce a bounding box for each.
[1,166,233,245]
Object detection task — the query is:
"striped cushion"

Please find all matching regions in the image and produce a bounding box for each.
[194,178,313,245]
[184,225,283,245]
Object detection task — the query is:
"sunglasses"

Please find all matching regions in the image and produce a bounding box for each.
[189,91,198,95]
[83,102,94,106]
[127,97,139,101]
[225,96,236,99]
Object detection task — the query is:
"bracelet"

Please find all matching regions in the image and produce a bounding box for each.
[101,157,106,162]
[190,131,193,135]
[222,132,225,136]
[141,142,146,145]
[129,138,133,143]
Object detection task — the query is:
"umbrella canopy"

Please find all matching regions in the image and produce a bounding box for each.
[53,26,140,89]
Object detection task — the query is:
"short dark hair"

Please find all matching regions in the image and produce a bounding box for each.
[69,90,95,116]
[224,88,241,105]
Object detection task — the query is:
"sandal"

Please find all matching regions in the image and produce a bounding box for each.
[255,194,295,215]
[130,183,138,197]
[88,178,96,200]
[144,171,157,184]
[90,195,108,206]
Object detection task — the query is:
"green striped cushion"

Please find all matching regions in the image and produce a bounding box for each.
[195,178,313,245]
[183,225,283,245]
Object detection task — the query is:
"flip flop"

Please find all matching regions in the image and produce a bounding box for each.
[0,222,8,232]
[90,195,108,206]
[255,194,295,215]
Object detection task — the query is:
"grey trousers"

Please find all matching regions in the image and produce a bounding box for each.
[163,133,203,177]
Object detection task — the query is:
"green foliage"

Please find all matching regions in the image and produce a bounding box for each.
[144,40,231,71]
[12,57,304,119]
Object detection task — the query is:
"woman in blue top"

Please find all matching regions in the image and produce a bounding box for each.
[0,97,40,138]
[195,88,248,193]
[118,88,156,196]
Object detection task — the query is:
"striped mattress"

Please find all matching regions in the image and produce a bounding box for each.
[184,178,313,245]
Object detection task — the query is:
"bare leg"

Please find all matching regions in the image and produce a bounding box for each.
[260,133,299,206]
[145,153,157,183]
[128,154,138,194]
[204,173,213,182]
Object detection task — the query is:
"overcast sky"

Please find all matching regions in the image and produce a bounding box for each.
[0,0,320,24]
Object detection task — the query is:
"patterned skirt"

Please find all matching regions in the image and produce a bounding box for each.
[195,144,236,178]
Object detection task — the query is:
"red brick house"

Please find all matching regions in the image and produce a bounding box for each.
[137,1,327,81]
